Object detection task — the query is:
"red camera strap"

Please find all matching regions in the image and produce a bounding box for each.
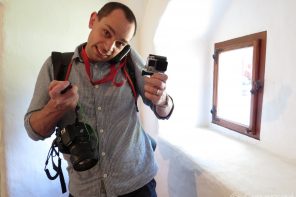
[65,47,127,87]
[63,47,138,109]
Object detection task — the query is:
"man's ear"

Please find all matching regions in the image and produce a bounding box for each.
[88,12,97,29]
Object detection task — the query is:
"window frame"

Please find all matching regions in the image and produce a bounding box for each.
[211,31,267,140]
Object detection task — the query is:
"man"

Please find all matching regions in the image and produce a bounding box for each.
[24,2,173,197]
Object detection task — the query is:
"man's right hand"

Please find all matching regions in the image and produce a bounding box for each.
[48,80,79,112]
[29,80,79,138]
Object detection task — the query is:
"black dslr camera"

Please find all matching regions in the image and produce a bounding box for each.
[45,121,98,194]
[55,121,99,171]
[142,54,168,75]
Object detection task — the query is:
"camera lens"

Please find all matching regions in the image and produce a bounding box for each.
[58,122,99,171]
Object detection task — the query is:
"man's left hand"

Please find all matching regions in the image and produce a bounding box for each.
[144,73,168,106]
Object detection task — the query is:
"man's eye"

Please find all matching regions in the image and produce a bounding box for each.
[102,29,110,37]
[115,41,126,48]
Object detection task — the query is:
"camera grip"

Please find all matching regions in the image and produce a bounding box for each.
[142,70,153,76]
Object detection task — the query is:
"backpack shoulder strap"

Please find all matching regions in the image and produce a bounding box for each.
[125,53,139,97]
[51,52,74,80]
[124,54,157,150]
[123,53,140,111]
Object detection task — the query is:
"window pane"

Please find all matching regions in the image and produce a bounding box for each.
[217,47,253,126]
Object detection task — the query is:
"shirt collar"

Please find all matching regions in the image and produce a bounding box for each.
[72,42,87,63]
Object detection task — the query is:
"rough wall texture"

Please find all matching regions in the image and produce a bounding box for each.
[0,2,7,197]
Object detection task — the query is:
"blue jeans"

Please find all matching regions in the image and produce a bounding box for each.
[69,179,157,197]
[119,179,157,197]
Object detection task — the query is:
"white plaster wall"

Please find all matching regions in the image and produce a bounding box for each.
[148,0,296,196]
[209,0,296,164]
[0,1,6,197]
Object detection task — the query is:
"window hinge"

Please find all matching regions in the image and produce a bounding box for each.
[211,105,218,121]
[246,128,256,135]
[212,49,222,64]
[250,80,263,94]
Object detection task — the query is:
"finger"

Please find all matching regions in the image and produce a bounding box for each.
[144,77,166,91]
[64,90,79,108]
[49,81,71,92]
[59,85,78,102]
[60,84,78,100]
[151,73,168,82]
[48,80,59,91]
[52,85,79,110]
[49,81,71,98]
[144,84,163,96]
[55,96,78,111]
[144,91,161,103]
[60,83,73,94]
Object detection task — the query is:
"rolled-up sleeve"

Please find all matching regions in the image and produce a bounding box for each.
[24,56,54,141]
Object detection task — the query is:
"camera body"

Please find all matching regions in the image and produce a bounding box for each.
[142,54,168,75]
[55,122,98,171]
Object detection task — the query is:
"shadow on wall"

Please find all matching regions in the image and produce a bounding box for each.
[158,140,199,197]
[157,138,233,197]
[0,2,7,197]
[263,85,292,122]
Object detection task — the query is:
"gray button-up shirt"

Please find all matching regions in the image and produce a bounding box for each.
[24,44,159,196]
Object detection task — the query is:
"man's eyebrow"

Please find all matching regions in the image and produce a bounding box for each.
[106,24,128,44]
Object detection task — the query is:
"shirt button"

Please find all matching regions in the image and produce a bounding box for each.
[95,85,99,89]
[101,152,106,156]
[97,106,102,111]
[100,129,104,133]
[103,174,107,178]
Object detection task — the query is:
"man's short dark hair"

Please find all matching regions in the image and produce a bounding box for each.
[97,2,137,36]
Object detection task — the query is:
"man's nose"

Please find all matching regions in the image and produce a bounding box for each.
[103,39,116,54]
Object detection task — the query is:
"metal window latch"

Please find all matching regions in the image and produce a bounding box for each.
[250,80,263,94]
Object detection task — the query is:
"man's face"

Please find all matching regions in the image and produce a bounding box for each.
[85,9,135,62]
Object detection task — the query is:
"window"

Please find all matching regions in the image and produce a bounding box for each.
[211,31,266,139]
